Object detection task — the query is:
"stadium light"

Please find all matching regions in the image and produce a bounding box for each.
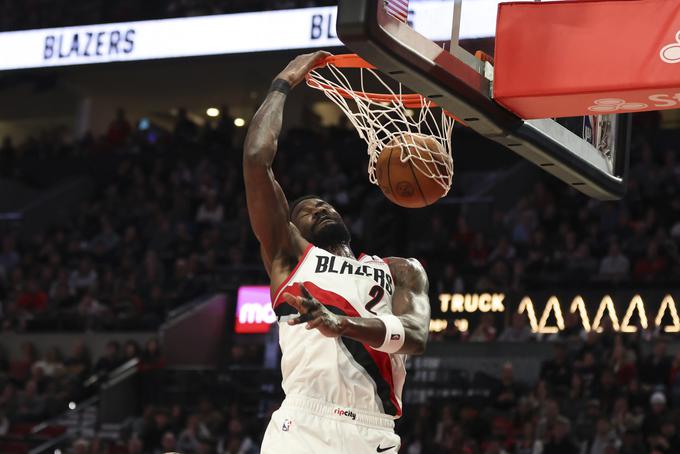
[234,118,246,127]
[206,107,220,117]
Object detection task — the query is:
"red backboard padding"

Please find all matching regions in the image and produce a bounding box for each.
[494,0,680,119]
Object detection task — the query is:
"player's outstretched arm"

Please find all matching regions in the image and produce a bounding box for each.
[283,258,430,355]
[243,51,329,270]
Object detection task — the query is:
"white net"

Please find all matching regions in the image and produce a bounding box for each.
[306,60,455,194]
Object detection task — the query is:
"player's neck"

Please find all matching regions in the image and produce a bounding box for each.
[324,242,354,259]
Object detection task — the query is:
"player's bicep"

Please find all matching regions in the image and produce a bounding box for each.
[393,287,431,321]
[389,258,430,314]
[243,161,292,259]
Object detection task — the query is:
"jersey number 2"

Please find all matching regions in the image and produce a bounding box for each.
[365,285,384,315]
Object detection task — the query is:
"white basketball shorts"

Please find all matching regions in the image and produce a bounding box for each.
[260,395,401,454]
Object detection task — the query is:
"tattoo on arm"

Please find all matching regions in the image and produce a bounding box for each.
[388,258,431,355]
[243,91,296,269]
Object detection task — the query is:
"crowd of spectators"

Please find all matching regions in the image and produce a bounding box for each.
[422,147,680,292]
[398,332,680,454]
[44,330,680,454]
[0,337,162,433]
[0,108,250,331]
[0,0,337,32]
[2,106,678,332]
[0,63,679,454]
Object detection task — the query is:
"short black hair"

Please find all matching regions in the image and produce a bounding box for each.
[289,194,324,220]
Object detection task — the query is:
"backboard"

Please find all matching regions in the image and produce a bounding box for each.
[335,0,631,200]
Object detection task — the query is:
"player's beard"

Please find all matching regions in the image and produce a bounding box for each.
[312,220,351,250]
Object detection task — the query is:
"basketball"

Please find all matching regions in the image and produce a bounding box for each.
[375,132,452,208]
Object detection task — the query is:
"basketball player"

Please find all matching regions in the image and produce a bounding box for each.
[243,51,431,453]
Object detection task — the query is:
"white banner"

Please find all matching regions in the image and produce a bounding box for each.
[0,1,500,71]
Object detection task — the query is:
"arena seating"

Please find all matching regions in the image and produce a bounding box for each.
[0,106,679,453]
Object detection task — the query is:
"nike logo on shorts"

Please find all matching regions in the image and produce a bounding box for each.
[377,445,396,452]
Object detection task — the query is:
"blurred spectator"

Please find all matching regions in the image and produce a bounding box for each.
[156,430,177,454]
[633,242,667,282]
[493,362,523,411]
[32,346,65,378]
[174,107,198,142]
[499,313,533,342]
[514,421,543,454]
[619,430,645,454]
[580,417,620,454]
[178,414,206,453]
[597,241,630,281]
[95,340,122,375]
[540,343,572,391]
[642,392,669,438]
[91,218,120,257]
[16,278,48,314]
[124,339,141,362]
[0,409,8,435]
[196,189,225,225]
[15,379,45,421]
[0,236,19,273]
[436,263,465,294]
[107,108,132,147]
[69,257,98,293]
[537,399,563,441]
[141,408,173,452]
[469,313,497,342]
[639,340,670,389]
[543,416,579,454]
[11,341,36,383]
[64,340,91,379]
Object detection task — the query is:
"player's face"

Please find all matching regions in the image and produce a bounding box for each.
[291,198,350,248]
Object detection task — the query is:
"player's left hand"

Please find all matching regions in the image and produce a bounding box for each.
[283,284,347,338]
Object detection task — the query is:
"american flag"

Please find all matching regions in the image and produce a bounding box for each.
[384,0,409,23]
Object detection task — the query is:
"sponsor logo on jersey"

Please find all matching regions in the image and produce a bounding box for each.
[333,407,357,420]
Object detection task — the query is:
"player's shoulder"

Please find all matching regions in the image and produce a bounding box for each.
[384,257,427,285]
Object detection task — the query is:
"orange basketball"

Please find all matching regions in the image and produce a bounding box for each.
[375,133,452,208]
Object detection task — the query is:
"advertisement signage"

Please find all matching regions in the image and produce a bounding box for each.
[235,286,275,334]
[433,291,680,334]
[0,1,502,71]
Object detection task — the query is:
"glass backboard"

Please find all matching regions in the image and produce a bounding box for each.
[335,0,631,200]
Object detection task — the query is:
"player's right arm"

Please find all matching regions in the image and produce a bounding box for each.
[243,51,329,271]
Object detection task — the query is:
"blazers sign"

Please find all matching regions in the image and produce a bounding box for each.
[0,1,502,71]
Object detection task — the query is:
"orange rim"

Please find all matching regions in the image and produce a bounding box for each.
[306,53,463,123]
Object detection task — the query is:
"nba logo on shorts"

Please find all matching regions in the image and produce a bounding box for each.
[282,419,293,432]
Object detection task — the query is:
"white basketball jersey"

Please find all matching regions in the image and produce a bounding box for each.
[272,244,406,418]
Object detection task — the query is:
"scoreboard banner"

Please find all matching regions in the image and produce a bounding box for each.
[0,1,502,71]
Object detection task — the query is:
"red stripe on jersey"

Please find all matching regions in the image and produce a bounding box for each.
[278,282,401,417]
[364,342,402,417]
[271,243,314,306]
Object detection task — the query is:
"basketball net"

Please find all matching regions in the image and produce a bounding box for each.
[306,56,455,193]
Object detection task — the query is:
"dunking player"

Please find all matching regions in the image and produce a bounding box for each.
[243,52,431,453]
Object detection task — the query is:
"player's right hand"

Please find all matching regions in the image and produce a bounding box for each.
[275,51,331,87]
[283,284,347,338]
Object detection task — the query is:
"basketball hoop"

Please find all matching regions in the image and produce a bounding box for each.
[305,54,455,193]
